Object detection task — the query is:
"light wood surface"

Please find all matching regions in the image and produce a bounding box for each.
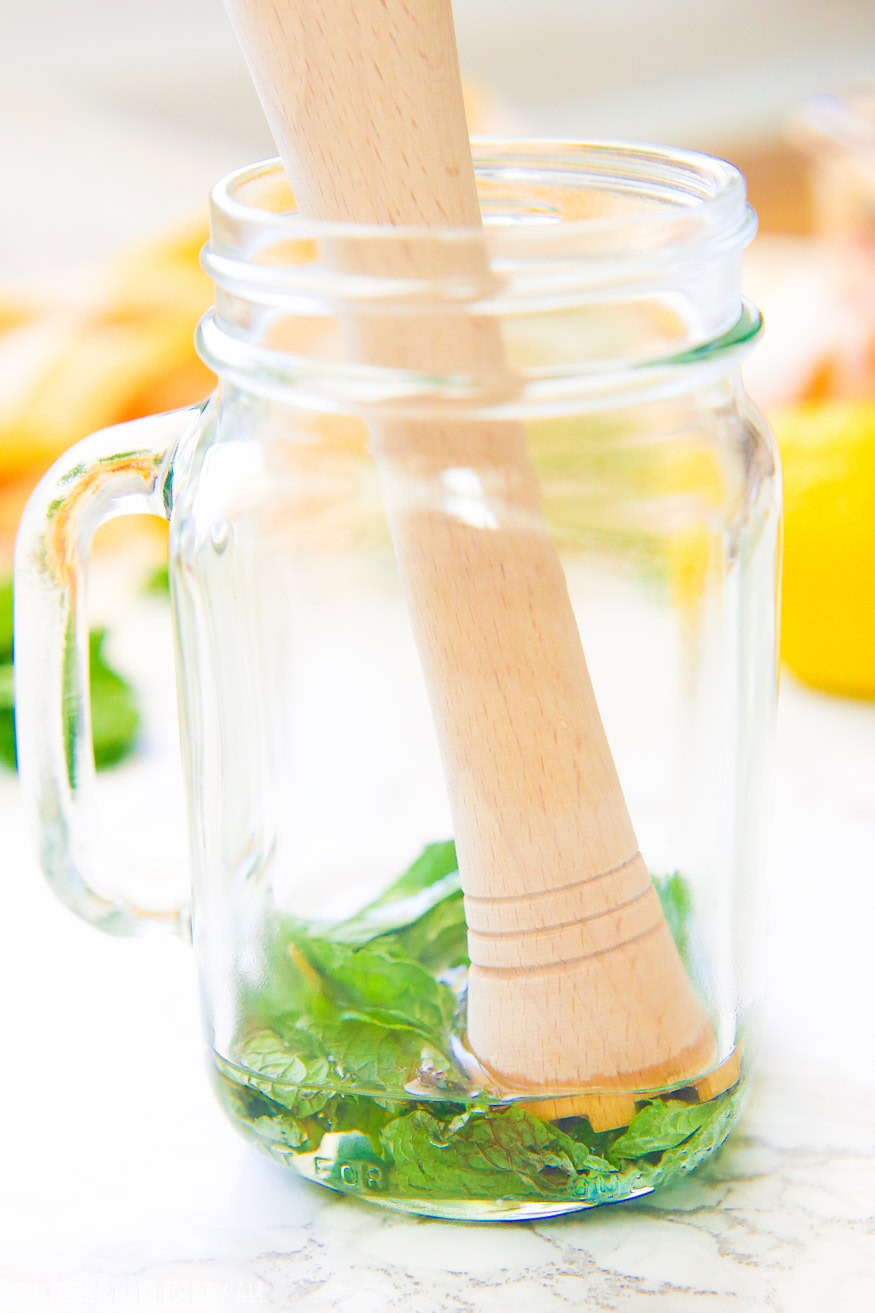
[224,0,718,1099]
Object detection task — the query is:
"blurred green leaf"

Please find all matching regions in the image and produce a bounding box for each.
[0,580,140,772]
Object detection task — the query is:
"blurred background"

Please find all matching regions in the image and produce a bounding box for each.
[1,0,874,696]
[3,0,875,274]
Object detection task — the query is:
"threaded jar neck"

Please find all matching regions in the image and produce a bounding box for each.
[197,140,760,416]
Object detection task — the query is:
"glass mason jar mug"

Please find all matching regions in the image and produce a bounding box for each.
[15,142,780,1220]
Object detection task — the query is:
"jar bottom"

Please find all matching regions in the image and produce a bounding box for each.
[211,1050,744,1220]
[208,844,745,1219]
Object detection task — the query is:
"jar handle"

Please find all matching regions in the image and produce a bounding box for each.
[14,403,207,937]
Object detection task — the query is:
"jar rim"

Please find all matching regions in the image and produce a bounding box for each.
[208,138,752,251]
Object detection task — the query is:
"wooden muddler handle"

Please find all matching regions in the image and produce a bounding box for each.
[224,0,717,1106]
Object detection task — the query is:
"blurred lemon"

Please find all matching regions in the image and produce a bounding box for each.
[775,399,875,697]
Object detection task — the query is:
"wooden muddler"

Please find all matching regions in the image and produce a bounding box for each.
[224,0,721,1121]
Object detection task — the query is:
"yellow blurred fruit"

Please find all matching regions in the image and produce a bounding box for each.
[775,399,875,697]
[0,292,36,335]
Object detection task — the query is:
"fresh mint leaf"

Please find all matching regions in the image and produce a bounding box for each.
[368,840,457,907]
[236,1027,335,1115]
[0,579,13,660]
[247,921,331,1030]
[382,1105,618,1200]
[326,842,460,948]
[313,1019,450,1090]
[652,1086,740,1177]
[608,1097,717,1162]
[0,667,14,768]
[653,871,693,968]
[384,886,467,973]
[142,564,170,596]
[87,629,141,768]
[223,1029,406,1164]
[290,933,456,1041]
[246,1111,315,1155]
[326,872,463,948]
[216,1073,322,1157]
[239,1008,453,1100]
[0,581,15,767]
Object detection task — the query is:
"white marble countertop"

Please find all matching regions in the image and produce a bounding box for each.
[0,572,873,1313]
